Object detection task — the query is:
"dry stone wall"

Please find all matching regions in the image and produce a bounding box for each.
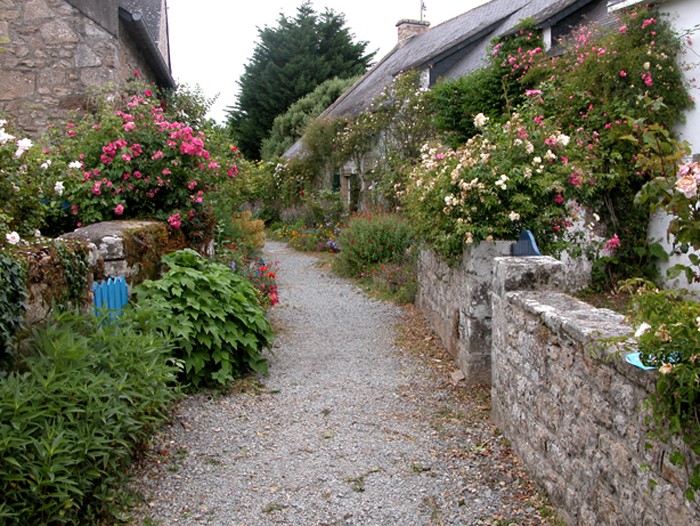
[416,242,511,384]
[416,248,700,523]
[0,0,156,134]
[491,257,700,526]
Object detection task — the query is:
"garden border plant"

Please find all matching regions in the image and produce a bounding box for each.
[134,249,273,389]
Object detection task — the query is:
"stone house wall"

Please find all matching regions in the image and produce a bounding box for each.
[0,0,168,134]
[491,256,700,525]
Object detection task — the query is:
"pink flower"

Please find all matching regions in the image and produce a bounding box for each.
[121,153,132,162]
[642,72,653,87]
[554,194,564,204]
[187,180,197,190]
[619,25,627,34]
[168,213,182,229]
[619,70,627,77]
[144,89,153,97]
[675,175,698,198]
[604,234,621,252]
[151,150,164,160]
[525,89,543,97]
[114,204,125,216]
[71,204,79,215]
[162,168,171,175]
[123,121,136,132]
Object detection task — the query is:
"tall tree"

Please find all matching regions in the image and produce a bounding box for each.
[227,2,374,159]
[260,76,357,161]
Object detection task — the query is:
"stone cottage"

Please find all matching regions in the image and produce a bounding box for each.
[0,0,174,134]
[284,0,611,209]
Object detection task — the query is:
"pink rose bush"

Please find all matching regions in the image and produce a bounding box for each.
[49,83,240,233]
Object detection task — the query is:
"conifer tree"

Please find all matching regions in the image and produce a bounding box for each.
[227,2,374,159]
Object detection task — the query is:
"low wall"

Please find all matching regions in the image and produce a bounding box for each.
[416,242,511,384]
[491,257,700,526]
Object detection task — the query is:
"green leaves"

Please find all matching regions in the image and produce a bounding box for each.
[0,253,26,360]
[135,249,273,388]
[0,309,178,524]
[227,2,374,159]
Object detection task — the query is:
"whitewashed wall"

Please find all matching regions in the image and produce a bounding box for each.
[647,0,700,291]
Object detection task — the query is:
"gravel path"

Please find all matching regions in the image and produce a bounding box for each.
[130,241,556,525]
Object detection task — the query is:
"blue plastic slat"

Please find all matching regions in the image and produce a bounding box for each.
[92,276,129,319]
[511,230,542,256]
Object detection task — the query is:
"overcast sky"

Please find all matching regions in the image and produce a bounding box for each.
[166,0,489,123]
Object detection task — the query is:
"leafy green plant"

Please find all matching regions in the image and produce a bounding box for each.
[134,249,273,388]
[0,252,25,362]
[338,213,413,276]
[0,309,178,524]
[402,107,578,261]
[620,280,700,500]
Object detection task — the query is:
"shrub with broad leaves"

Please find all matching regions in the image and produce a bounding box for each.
[134,249,273,388]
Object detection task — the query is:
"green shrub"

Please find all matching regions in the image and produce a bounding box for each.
[0,252,26,361]
[134,249,272,388]
[0,309,178,525]
[338,213,413,276]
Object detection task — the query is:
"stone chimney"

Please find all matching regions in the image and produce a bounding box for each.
[396,19,430,47]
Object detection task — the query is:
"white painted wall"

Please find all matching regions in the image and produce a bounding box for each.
[647,0,700,291]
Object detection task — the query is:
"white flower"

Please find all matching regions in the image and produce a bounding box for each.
[34,229,42,237]
[659,363,674,375]
[473,112,489,128]
[525,142,535,154]
[544,149,556,161]
[40,159,52,170]
[557,134,570,146]
[508,211,520,221]
[643,61,651,70]
[54,181,65,196]
[523,167,533,178]
[0,128,15,146]
[5,231,20,245]
[634,322,652,338]
[495,174,509,190]
[68,160,83,170]
[14,137,33,158]
[533,156,542,165]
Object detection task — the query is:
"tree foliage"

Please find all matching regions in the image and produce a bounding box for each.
[260,76,357,161]
[226,1,374,159]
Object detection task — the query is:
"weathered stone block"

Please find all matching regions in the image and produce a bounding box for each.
[491,265,700,525]
[40,19,79,43]
[0,71,36,100]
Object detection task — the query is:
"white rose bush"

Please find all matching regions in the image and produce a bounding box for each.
[401,105,585,260]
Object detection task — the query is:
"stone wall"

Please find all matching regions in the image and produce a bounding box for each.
[61,219,174,285]
[491,256,700,526]
[416,242,511,384]
[0,0,160,134]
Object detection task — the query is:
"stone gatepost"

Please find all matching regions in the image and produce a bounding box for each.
[61,219,171,285]
[417,241,512,384]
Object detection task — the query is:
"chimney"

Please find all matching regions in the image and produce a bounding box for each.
[396,19,430,47]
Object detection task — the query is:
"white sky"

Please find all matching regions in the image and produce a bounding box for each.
[167,0,489,123]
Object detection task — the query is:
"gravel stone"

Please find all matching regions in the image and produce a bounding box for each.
[130,241,555,525]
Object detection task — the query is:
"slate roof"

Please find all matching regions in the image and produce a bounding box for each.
[284,0,608,159]
[320,0,605,120]
[120,0,166,48]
